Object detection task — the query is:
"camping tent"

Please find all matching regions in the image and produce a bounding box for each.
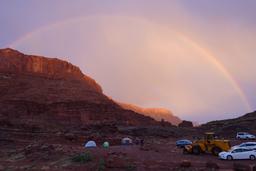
[121,137,133,145]
[103,142,109,148]
[85,140,97,148]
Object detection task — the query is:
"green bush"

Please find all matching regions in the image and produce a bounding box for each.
[97,158,105,171]
[126,163,137,171]
[72,152,93,163]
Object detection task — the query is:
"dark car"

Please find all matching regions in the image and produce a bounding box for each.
[176,139,192,148]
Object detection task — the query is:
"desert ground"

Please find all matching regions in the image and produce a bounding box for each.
[1,129,256,171]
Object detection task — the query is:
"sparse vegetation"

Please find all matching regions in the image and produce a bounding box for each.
[71,152,93,163]
[126,163,137,171]
[97,158,105,171]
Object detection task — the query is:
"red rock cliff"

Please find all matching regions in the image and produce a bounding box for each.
[0,48,102,93]
[0,48,157,130]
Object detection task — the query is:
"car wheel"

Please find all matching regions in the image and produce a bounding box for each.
[250,155,256,160]
[212,147,222,156]
[227,155,233,161]
[192,146,201,155]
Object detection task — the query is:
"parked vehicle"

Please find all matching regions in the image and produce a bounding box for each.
[184,132,231,156]
[219,148,256,160]
[176,139,192,148]
[236,132,256,140]
[231,142,256,150]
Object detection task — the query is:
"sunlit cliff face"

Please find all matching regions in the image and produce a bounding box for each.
[10,16,253,123]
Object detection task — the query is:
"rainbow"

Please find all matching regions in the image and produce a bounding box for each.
[177,33,252,111]
[8,16,252,112]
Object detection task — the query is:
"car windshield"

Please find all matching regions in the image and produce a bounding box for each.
[179,140,190,143]
[177,140,185,143]
[232,149,243,153]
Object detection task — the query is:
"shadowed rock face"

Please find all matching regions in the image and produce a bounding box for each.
[178,120,193,128]
[200,111,256,136]
[0,48,157,130]
[118,102,181,125]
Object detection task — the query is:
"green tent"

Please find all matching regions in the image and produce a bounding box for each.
[102,141,109,148]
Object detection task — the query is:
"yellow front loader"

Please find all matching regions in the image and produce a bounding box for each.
[184,132,231,156]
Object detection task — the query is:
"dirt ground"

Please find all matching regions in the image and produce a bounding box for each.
[1,135,256,171]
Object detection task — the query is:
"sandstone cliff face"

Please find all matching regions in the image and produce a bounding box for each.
[118,102,181,125]
[0,48,157,130]
[0,48,102,93]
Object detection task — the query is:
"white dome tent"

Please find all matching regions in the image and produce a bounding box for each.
[121,137,133,145]
[85,140,97,148]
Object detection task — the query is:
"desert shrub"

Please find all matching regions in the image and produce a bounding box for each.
[72,152,93,163]
[98,158,105,171]
[126,163,137,171]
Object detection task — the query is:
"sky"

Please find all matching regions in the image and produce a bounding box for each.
[1,0,256,123]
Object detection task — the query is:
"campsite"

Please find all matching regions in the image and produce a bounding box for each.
[1,125,256,170]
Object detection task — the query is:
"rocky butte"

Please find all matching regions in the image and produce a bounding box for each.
[0,48,159,131]
[118,102,181,125]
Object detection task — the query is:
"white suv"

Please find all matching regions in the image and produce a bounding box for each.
[236,132,256,140]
